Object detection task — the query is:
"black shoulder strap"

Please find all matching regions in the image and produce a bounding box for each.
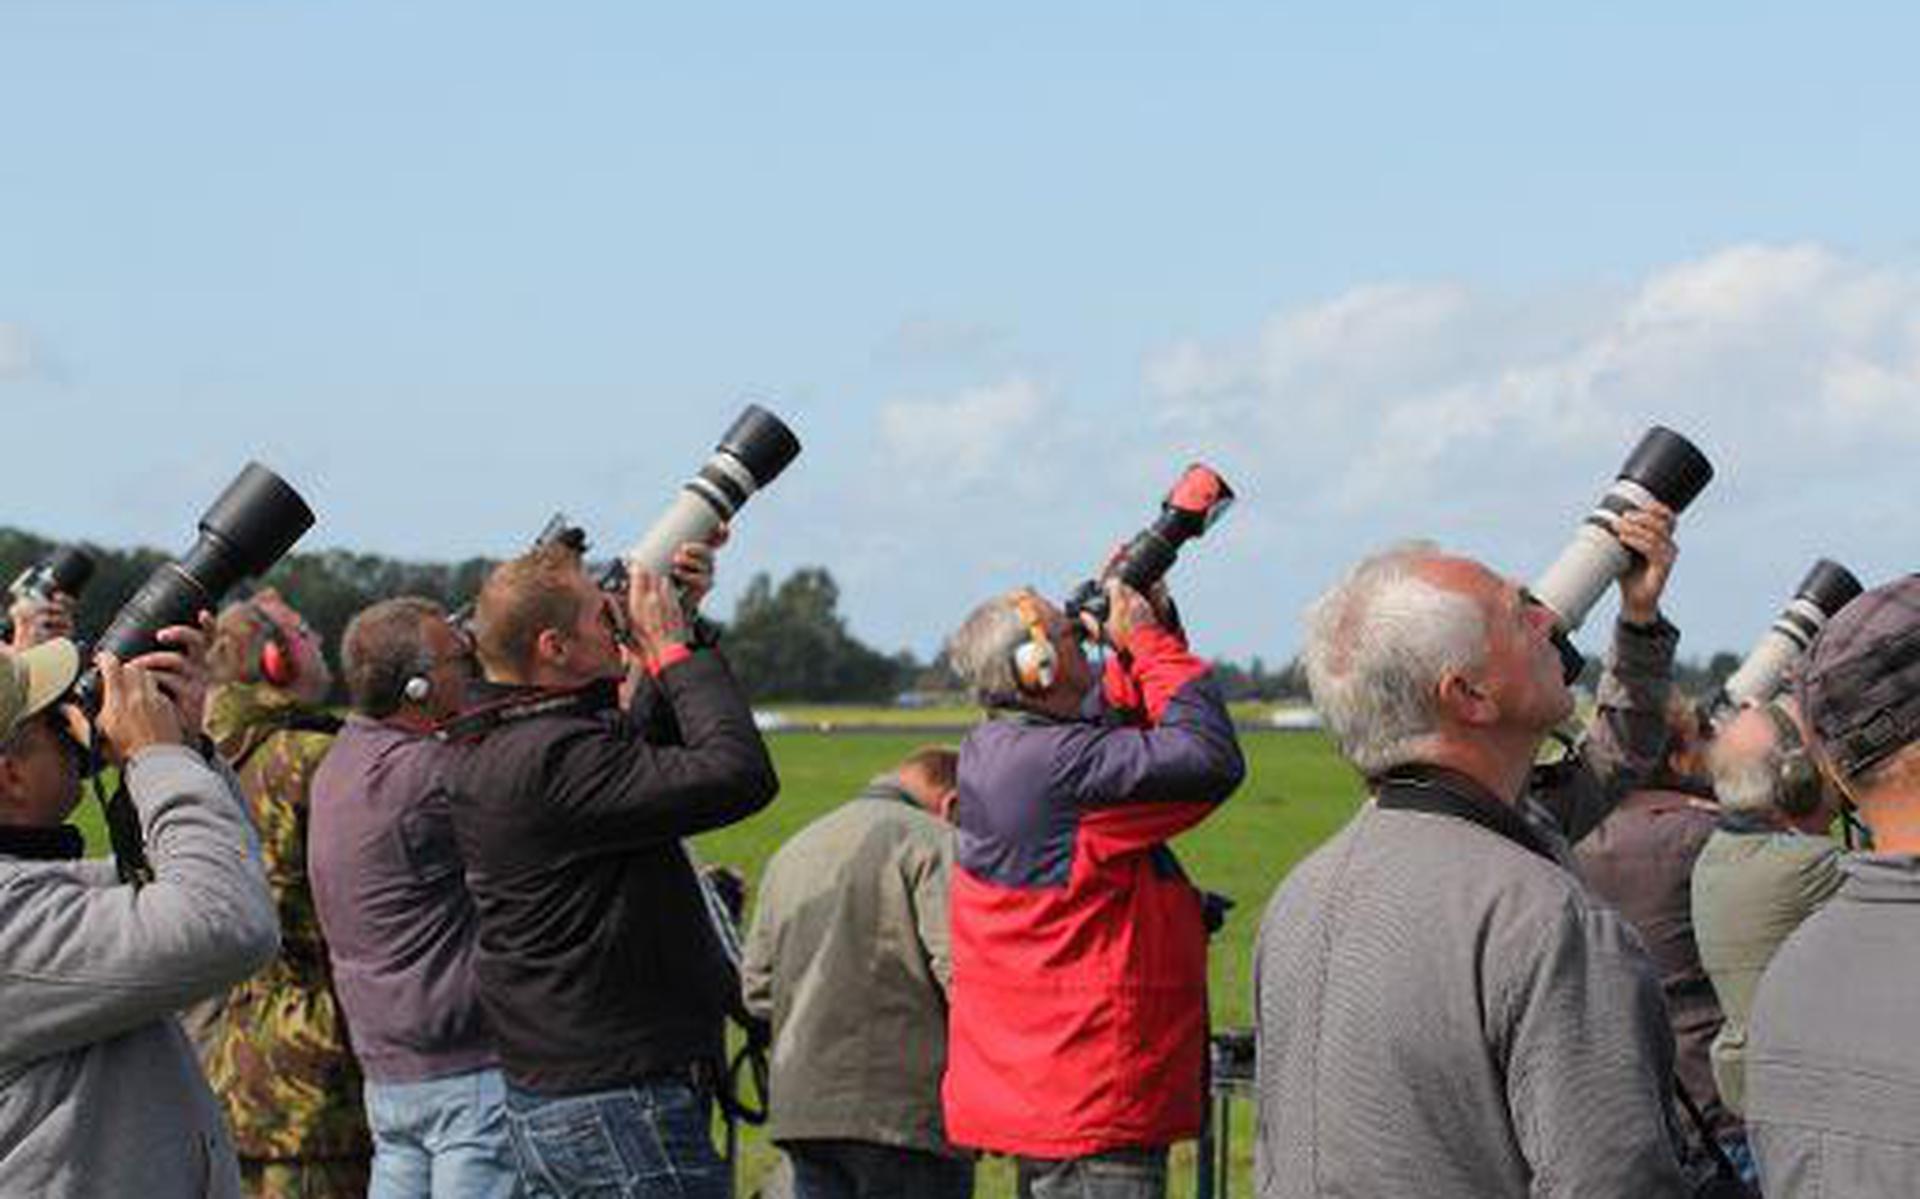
[1371,766,1559,865]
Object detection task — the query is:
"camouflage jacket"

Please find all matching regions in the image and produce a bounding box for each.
[201,683,369,1162]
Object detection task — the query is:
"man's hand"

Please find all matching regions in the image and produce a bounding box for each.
[1101,579,1161,649]
[90,652,185,762]
[670,523,730,613]
[1615,501,1677,625]
[627,569,693,667]
[128,613,214,734]
[8,593,74,649]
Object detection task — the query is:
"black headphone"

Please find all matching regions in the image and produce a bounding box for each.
[1764,699,1824,818]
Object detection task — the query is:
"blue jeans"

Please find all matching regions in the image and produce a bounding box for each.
[506,1077,728,1199]
[365,1067,521,1199]
[1016,1148,1167,1199]
[785,1139,973,1199]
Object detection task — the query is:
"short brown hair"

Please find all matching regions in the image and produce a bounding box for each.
[899,745,959,793]
[341,597,446,717]
[473,545,590,680]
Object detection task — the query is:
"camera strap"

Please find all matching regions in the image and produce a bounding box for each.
[433,683,611,743]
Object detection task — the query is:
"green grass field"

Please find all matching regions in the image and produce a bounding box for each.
[74,726,1362,1198]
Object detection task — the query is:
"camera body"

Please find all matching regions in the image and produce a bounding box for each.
[1064,464,1235,630]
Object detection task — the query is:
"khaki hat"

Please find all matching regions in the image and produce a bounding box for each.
[0,639,82,743]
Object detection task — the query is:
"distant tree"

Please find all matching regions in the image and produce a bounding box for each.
[721,568,905,702]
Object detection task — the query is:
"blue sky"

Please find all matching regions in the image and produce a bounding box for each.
[4,4,1919,664]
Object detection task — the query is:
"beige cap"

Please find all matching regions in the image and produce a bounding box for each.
[0,639,82,742]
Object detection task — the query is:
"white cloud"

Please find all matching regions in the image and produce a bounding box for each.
[1150,242,1920,514]
[877,375,1050,488]
[1139,243,1920,658]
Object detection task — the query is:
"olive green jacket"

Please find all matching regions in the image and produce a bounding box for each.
[741,776,958,1156]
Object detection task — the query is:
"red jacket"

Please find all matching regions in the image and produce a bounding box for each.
[943,625,1244,1157]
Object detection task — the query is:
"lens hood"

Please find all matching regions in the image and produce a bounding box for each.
[199,463,317,578]
[1798,558,1864,618]
[1617,426,1713,513]
[717,405,803,489]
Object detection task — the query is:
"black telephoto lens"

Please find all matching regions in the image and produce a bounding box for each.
[42,546,96,598]
[73,463,314,711]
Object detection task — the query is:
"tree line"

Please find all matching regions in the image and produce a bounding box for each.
[0,529,1741,705]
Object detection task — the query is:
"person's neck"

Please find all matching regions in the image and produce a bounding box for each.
[1024,687,1084,721]
[381,709,439,734]
[1409,732,1536,808]
[1857,787,1920,854]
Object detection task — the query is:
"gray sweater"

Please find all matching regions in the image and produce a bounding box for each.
[1747,853,1920,1198]
[1254,802,1689,1198]
[0,746,280,1198]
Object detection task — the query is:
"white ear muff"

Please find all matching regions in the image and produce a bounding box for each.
[403,676,432,703]
[1014,638,1056,691]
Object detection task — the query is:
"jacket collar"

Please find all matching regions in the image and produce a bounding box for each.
[0,823,85,860]
[1371,762,1559,865]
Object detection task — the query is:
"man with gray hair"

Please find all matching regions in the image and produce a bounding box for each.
[1691,697,1842,1119]
[1254,540,1689,1198]
[1745,577,1920,1195]
[942,579,1243,1199]
[309,598,520,1198]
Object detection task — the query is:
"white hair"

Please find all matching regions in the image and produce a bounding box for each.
[1708,718,1787,813]
[946,591,1034,708]
[1302,542,1489,776]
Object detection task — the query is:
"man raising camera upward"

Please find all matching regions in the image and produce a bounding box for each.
[446,533,778,1199]
[942,577,1245,1199]
[0,626,280,1198]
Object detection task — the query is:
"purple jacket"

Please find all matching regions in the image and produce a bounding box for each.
[309,715,494,1083]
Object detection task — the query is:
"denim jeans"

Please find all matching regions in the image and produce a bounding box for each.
[785,1139,974,1199]
[365,1067,520,1199]
[1016,1148,1167,1199]
[505,1077,728,1199]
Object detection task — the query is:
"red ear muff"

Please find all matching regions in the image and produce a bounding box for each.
[260,633,299,689]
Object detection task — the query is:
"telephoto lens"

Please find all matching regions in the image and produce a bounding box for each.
[72,463,315,711]
[9,545,97,605]
[625,404,802,575]
[1064,464,1236,629]
[1715,558,1864,717]
[1529,426,1713,677]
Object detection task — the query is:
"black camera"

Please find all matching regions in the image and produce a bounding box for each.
[9,545,96,608]
[1065,464,1235,629]
[73,463,314,711]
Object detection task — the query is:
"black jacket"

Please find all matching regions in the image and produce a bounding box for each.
[445,650,778,1095]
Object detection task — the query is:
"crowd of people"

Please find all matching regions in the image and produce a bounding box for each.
[0,483,1914,1199]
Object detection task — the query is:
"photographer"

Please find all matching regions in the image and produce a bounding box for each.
[1693,696,1842,1118]
[941,580,1244,1199]
[0,630,280,1197]
[308,598,516,1198]
[197,589,370,1195]
[446,538,777,1199]
[1254,544,1688,1197]
[1746,577,1920,1194]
